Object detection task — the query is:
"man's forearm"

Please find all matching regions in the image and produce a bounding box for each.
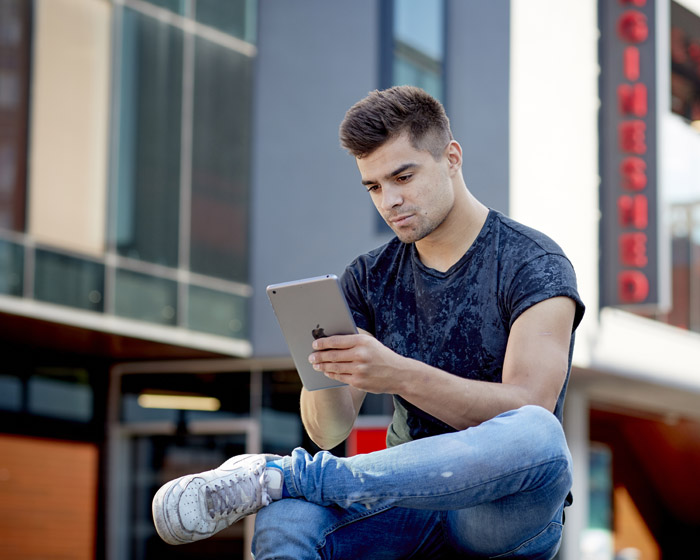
[395,360,537,430]
[300,385,366,449]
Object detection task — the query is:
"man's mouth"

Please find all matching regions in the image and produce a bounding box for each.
[389,214,414,227]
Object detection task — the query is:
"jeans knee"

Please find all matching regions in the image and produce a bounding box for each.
[508,406,572,487]
[253,499,332,559]
[516,406,567,448]
[516,404,557,426]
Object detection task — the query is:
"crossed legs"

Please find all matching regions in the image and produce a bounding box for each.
[252,405,572,559]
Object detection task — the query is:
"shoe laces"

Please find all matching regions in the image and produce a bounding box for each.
[204,471,263,520]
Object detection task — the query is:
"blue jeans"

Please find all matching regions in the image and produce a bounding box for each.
[252,405,572,559]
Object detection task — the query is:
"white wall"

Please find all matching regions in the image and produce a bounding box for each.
[510,4,600,559]
[509,0,600,367]
[510,4,700,559]
[662,114,700,205]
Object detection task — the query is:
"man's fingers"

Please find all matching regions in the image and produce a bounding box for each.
[307,333,377,384]
[311,333,361,351]
[309,350,339,364]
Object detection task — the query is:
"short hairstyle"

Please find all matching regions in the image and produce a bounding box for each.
[339,86,453,160]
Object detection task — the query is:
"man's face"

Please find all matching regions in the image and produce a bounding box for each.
[356,133,456,244]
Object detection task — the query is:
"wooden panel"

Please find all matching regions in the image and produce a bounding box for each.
[0,434,97,559]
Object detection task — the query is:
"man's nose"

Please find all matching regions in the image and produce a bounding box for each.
[380,185,403,212]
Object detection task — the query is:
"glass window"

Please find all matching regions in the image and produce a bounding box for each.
[120,371,251,423]
[0,0,31,232]
[144,0,186,15]
[0,374,22,411]
[28,367,93,423]
[34,249,104,312]
[189,36,253,283]
[588,444,613,531]
[131,433,247,557]
[670,2,700,126]
[188,284,248,338]
[115,7,183,267]
[377,0,446,233]
[666,202,700,332]
[195,0,256,43]
[262,370,305,454]
[111,1,255,344]
[0,238,23,296]
[392,0,445,101]
[394,0,444,61]
[114,268,178,326]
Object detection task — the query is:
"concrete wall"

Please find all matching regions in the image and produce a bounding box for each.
[251,0,511,356]
[250,0,387,355]
[446,0,510,214]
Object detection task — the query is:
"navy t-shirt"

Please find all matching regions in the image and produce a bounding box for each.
[340,209,585,447]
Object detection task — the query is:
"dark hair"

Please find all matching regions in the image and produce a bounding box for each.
[339,86,453,159]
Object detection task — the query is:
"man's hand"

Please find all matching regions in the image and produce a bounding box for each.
[308,332,409,395]
[299,332,385,449]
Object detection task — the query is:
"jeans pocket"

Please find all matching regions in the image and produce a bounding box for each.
[491,521,563,559]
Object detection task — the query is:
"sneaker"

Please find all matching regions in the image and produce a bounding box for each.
[152,453,284,545]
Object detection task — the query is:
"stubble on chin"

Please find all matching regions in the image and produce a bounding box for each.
[389,220,429,244]
[389,211,449,245]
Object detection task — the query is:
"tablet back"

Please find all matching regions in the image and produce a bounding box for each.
[266,275,357,391]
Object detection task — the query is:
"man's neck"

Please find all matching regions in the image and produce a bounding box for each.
[414,188,489,273]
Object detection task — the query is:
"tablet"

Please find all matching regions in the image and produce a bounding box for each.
[266,274,357,391]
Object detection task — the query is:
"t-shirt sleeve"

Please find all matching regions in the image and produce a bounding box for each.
[505,253,585,331]
[339,263,374,334]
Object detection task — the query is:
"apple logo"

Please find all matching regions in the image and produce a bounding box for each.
[312,324,327,340]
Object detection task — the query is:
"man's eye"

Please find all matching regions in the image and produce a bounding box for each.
[367,185,380,193]
[396,174,412,183]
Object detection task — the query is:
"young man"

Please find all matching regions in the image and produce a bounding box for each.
[152,86,585,559]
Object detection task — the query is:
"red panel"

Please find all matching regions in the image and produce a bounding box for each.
[347,427,388,456]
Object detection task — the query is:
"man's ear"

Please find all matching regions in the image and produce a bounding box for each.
[445,140,463,174]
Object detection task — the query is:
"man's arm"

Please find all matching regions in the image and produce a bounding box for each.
[308,296,576,430]
[300,374,367,450]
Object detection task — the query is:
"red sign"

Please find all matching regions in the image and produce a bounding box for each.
[599,0,660,308]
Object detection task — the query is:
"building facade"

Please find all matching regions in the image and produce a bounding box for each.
[0,1,699,559]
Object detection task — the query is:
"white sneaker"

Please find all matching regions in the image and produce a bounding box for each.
[152,453,284,545]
